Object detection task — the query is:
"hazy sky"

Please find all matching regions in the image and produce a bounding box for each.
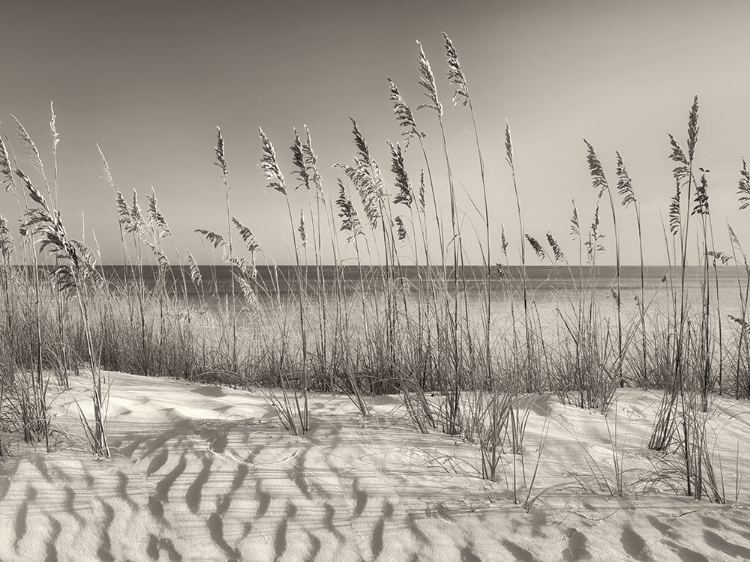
[2,0,750,266]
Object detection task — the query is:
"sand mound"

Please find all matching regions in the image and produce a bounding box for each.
[1,372,749,561]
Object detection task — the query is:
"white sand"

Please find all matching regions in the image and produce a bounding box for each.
[1,372,750,561]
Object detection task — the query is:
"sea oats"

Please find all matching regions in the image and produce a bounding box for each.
[17,168,88,291]
[291,128,311,191]
[69,239,99,274]
[11,115,43,171]
[349,118,375,169]
[669,178,681,235]
[214,126,228,179]
[395,216,407,241]
[418,169,425,212]
[738,158,750,210]
[387,78,420,144]
[15,168,47,210]
[668,134,688,165]
[584,204,605,259]
[186,251,202,286]
[687,95,700,163]
[504,121,514,169]
[546,233,564,262]
[301,125,324,199]
[195,229,225,249]
[145,241,170,275]
[96,144,117,191]
[146,188,170,237]
[415,41,442,115]
[525,234,546,260]
[49,101,59,151]
[259,128,287,195]
[0,215,13,257]
[668,134,689,183]
[0,134,13,191]
[707,250,731,265]
[585,139,624,383]
[442,33,469,108]
[334,120,384,228]
[114,189,132,230]
[583,139,609,197]
[590,205,602,243]
[225,252,256,281]
[692,173,709,216]
[298,209,307,247]
[231,217,259,253]
[336,162,380,227]
[389,141,412,207]
[570,200,580,238]
[728,225,744,262]
[235,273,256,302]
[615,152,636,208]
[335,179,362,241]
[127,190,146,235]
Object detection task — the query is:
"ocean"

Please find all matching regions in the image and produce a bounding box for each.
[96,263,747,320]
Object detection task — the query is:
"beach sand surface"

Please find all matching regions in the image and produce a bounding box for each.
[1,372,750,561]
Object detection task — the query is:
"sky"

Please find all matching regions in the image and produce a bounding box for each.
[2,0,750,266]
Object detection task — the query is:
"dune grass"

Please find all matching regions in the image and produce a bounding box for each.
[0,34,748,503]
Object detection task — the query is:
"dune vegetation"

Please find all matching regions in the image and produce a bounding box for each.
[1,33,749,511]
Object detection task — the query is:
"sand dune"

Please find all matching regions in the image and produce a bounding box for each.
[1,373,749,561]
